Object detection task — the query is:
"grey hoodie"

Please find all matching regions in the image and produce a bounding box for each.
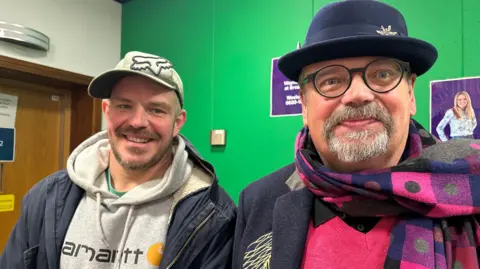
[60,130,193,269]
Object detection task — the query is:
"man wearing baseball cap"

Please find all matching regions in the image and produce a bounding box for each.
[233,1,480,269]
[1,51,236,269]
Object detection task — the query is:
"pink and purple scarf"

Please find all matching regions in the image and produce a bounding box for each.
[295,119,480,269]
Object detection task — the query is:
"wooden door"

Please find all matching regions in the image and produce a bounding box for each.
[0,78,71,253]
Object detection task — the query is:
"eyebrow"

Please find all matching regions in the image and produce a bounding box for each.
[148,101,172,110]
[110,97,132,103]
[318,68,344,77]
[111,97,173,110]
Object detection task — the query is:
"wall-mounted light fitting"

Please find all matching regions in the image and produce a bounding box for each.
[0,21,50,51]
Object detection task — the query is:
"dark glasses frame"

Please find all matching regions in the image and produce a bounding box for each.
[299,59,411,98]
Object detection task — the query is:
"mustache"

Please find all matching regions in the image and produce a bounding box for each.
[115,126,160,140]
[324,102,393,133]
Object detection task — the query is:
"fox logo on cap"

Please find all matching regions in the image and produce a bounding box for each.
[130,56,173,76]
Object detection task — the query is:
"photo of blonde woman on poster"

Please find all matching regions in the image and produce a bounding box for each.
[436,91,477,141]
[430,76,480,142]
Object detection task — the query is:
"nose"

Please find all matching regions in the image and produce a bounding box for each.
[340,74,375,106]
[129,107,149,128]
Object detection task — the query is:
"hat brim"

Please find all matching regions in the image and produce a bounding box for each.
[88,69,177,99]
[277,35,438,82]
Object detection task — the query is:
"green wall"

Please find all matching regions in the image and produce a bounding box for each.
[122,0,480,203]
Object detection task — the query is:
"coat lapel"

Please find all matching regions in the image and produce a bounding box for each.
[270,187,313,269]
[45,178,83,269]
[44,177,60,269]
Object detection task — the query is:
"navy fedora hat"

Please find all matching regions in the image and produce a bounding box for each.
[278,0,438,82]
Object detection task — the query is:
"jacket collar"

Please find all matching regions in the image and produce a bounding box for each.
[269,175,313,269]
[312,197,337,227]
[285,169,337,228]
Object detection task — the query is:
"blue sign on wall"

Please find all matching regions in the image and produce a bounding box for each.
[0,128,15,162]
[270,57,302,117]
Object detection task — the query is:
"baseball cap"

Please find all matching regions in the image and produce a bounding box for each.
[88,51,184,107]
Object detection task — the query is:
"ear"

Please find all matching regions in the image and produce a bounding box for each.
[300,93,308,126]
[408,74,417,116]
[173,109,187,137]
[102,99,110,115]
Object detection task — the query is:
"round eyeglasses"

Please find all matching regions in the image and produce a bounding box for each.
[299,59,411,98]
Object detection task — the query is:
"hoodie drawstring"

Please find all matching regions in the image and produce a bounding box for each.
[96,193,110,248]
[96,192,135,269]
[115,205,134,269]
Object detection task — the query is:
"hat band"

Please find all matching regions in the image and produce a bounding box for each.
[304,24,405,46]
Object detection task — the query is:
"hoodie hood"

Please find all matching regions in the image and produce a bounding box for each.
[62,130,198,268]
[66,130,192,207]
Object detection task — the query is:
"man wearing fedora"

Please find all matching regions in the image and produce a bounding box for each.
[233,1,480,269]
[1,51,236,269]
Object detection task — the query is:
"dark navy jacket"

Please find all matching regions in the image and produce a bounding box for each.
[0,139,236,269]
[232,163,314,269]
[232,162,480,269]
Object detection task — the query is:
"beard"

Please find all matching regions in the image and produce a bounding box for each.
[109,125,172,171]
[324,102,394,163]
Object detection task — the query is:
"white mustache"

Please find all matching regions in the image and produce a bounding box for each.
[324,103,393,136]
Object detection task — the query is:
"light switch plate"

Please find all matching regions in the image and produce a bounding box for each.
[210,129,226,146]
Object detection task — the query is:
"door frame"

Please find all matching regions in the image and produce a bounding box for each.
[0,55,102,156]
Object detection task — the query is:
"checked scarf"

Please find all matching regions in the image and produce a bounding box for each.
[295,119,480,269]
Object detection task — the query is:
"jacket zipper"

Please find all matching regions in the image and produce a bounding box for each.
[165,209,216,269]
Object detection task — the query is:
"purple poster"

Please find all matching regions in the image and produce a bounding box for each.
[270,57,302,117]
[430,76,480,141]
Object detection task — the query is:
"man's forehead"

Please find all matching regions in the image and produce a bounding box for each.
[109,95,174,110]
[110,91,174,103]
[110,88,176,106]
[303,56,389,74]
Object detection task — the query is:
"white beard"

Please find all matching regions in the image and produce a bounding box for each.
[328,129,389,163]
